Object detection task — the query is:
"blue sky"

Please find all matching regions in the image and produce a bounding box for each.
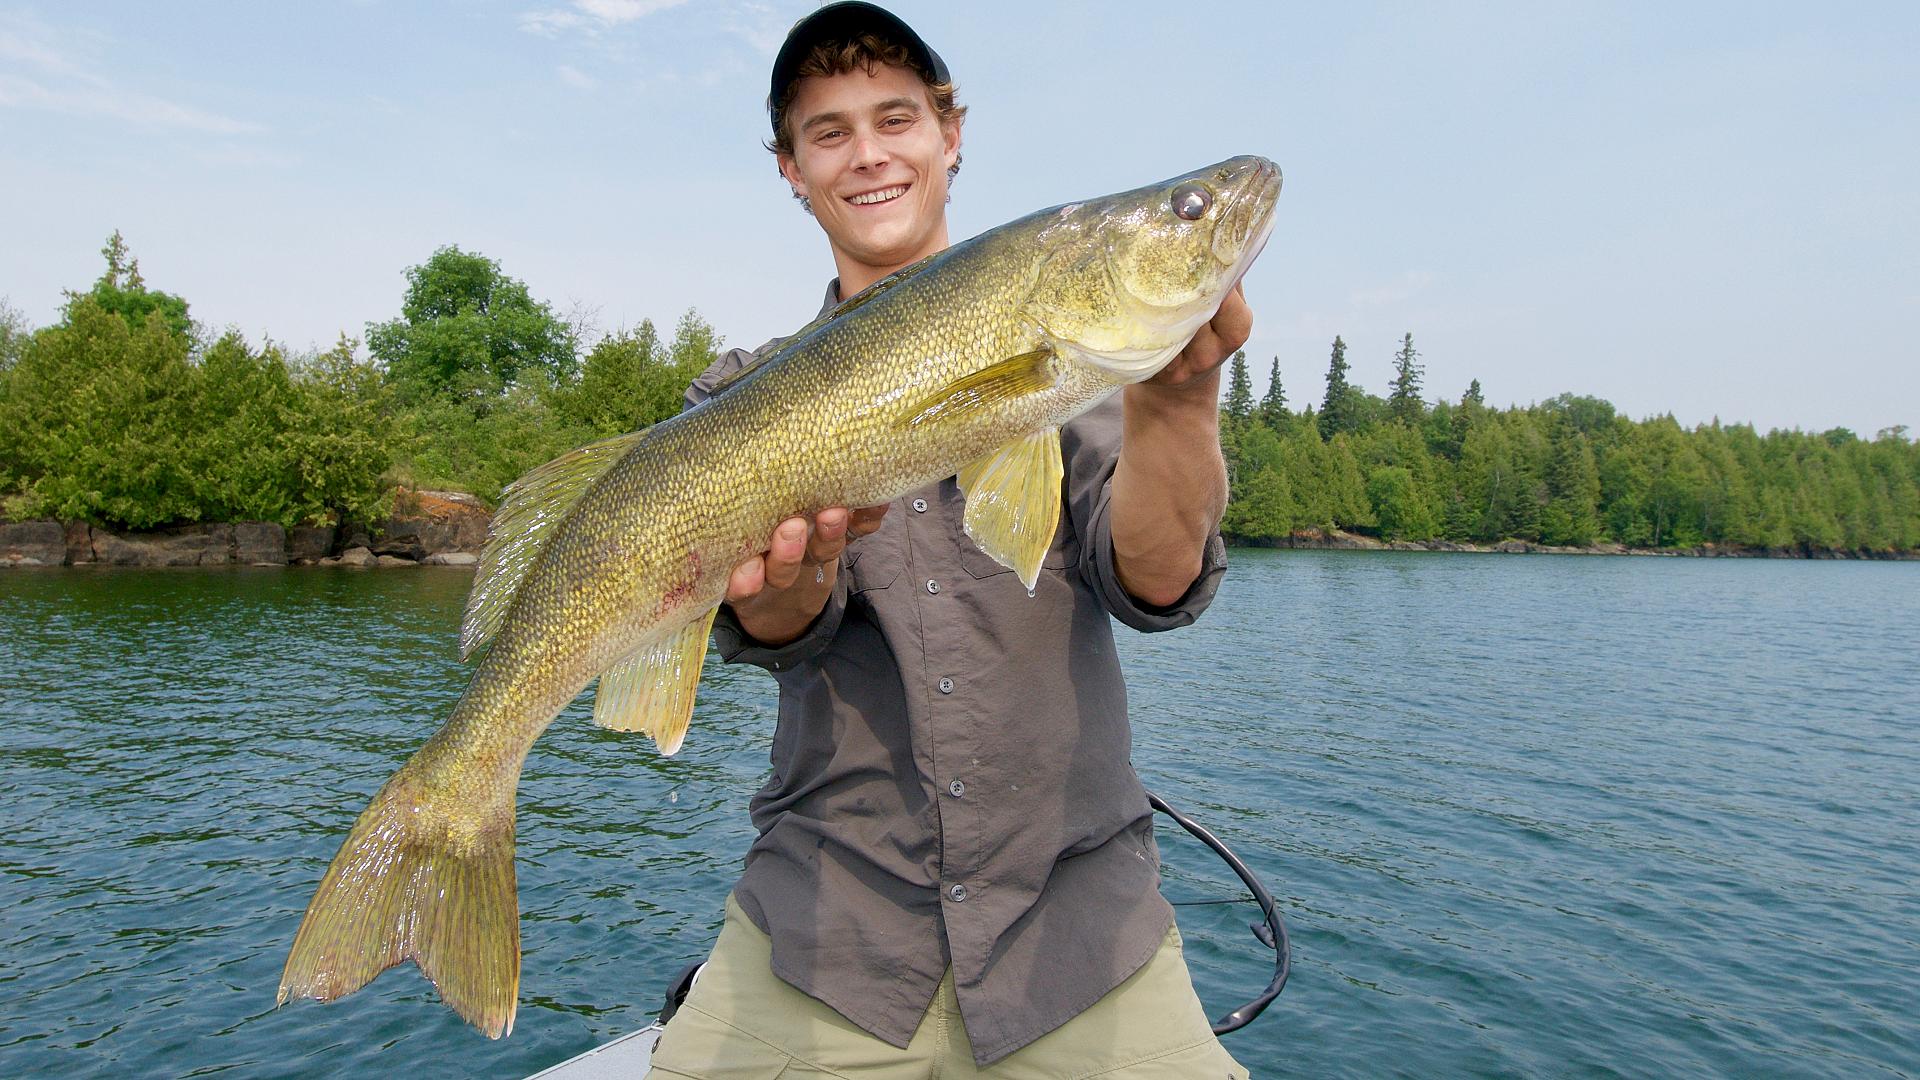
[2,1,1914,435]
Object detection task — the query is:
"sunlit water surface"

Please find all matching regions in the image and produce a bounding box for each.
[2,551,1915,1078]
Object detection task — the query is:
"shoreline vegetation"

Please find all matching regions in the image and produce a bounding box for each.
[3,236,1915,569]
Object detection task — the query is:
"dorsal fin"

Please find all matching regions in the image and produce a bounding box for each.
[707,253,941,398]
[459,429,648,659]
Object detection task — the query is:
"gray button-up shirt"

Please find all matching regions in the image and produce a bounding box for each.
[682,283,1227,1065]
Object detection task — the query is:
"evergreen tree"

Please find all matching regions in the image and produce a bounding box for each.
[1222,350,1254,429]
[1540,427,1602,545]
[1387,332,1424,425]
[1258,357,1287,430]
[1318,336,1356,440]
[69,232,194,344]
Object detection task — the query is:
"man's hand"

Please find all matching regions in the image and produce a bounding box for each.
[727,504,889,648]
[1149,281,1251,390]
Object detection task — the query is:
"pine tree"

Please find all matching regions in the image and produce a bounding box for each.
[1318,336,1354,440]
[1387,332,1424,425]
[1258,357,1287,430]
[1222,350,1254,429]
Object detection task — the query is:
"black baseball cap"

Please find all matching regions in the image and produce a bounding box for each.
[768,2,950,127]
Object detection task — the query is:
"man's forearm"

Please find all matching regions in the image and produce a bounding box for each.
[1110,369,1228,608]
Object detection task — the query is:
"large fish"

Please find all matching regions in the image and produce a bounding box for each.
[278,155,1282,1037]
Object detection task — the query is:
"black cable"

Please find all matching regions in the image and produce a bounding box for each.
[1147,790,1290,1036]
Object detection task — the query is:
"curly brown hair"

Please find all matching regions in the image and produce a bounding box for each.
[766,32,967,183]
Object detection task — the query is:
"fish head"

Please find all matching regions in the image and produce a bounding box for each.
[1025,155,1282,381]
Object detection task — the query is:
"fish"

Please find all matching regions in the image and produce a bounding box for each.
[277,155,1282,1037]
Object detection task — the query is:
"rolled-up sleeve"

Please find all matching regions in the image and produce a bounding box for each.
[1062,398,1228,633]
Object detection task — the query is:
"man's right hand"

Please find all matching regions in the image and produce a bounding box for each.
[726,504,889,648]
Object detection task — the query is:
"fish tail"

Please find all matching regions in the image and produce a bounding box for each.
[277,766,520,1038]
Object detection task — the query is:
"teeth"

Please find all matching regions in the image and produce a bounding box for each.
[849,185,908,206]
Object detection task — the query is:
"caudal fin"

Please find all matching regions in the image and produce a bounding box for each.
[277,776,520,1037]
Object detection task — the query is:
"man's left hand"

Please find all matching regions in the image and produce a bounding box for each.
[1147,282,1251,391]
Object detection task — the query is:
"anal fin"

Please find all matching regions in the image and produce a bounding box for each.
[957,427,1064,590]
[592,607,719,756]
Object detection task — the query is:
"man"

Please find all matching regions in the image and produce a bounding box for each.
[650,4,1252,1076]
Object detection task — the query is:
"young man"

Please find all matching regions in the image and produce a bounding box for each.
[651,4,1252,1075]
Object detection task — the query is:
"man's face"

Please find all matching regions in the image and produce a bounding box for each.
[778,62,961,278]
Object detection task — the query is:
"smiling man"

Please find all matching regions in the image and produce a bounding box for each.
[650,4,1252,1076]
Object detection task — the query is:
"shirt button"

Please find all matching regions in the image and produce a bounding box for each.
[938,677,954,694]
[912,498,928,513]
[949,779,966,797]
[925,579,940,595]
[948,883,969,902]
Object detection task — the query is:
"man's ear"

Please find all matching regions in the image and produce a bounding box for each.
[778,153,805,199]
[942,119,963,173]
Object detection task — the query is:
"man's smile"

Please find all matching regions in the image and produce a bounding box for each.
[847,184,910,206]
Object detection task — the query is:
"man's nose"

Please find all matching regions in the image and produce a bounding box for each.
[850,129,888,171]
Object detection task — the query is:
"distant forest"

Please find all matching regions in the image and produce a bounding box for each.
[1218,337,1917,552]
[2,235,1914,555]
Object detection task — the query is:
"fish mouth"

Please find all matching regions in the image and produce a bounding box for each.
[846,183,911,207]
[1211,157,1282,277]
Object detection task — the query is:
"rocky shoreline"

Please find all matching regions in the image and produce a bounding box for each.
[5,503,1914,569]
[1255,527,1920,560]
[0,490,491,569]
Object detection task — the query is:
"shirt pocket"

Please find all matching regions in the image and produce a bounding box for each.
[939,477,1081,579]
[842,509,902,594]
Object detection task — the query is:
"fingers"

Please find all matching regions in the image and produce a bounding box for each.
[1192,284,1251,364]
[728,505,892,606]
[848,504,890,538]
[760,517,811,590]
[726,555,766,604]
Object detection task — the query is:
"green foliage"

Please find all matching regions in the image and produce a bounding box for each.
[560,307,725,438]
[1258,357,1287,429]
[1387,332,1424,426]
[1317,335,1359,440]
[10,230,1915,559]
[3,297,202,527]
[1367,465,1438,540]
[1222,350,1254,429]
[69,232,194,345]
[367,246,577,401]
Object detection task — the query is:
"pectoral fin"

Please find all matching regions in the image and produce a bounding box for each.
[957,428,1064,591]
[592,607,719,756]
[899,348,1054,430]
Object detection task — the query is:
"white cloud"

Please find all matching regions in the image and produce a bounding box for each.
[557,64,596,89]
[520,0,688,36]
[0,16,263,135]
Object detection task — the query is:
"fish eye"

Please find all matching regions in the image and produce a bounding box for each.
[1171,182,1212,221]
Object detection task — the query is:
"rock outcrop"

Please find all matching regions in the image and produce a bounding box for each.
[372,490,490,561]
[0,521,65,566]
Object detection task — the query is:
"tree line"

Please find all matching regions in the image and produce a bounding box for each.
[0,234,721,530]
[3,234,1914,554]
[1219,336,1919,553]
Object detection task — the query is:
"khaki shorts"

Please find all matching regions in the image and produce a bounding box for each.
[648,896,1250,1079]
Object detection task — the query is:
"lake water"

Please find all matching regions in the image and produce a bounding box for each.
[2,551,1916,1079]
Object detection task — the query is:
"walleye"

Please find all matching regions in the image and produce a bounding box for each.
[278,156,1282,1037]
